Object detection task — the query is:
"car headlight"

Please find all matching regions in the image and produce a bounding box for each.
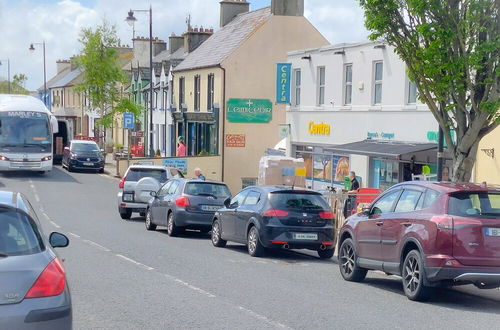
[41,156,52,161]
[70,153,77,159]
[0,155,9,161]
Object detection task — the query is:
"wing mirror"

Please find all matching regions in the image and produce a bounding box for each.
[49,232,69,248]
[224,197,231,208]
[362,205,371,216]
[150,191,157,197]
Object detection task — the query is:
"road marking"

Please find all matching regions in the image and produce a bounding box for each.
[82,239,111,252]
[238,306,291,329]
[49,221,61,229]
[115,254,154,271]
[69,232,81,238]
[174,279,216,298]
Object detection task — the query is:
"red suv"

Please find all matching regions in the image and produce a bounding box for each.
[338,182,500,301]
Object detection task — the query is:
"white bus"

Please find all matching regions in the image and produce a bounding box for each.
[0,94,58,173]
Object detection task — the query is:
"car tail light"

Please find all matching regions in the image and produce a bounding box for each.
[319,211,334,219]
[0,155,9,161]
[321,242,334,246]
[175,196,190,207]
[119,177,126,189]
[430,215,453,230]
[25,258,66,299]
[271,240,288,244]
[263,209,289,217]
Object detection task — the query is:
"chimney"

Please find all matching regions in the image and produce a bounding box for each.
[153,39,167,56]
[271,0,304,16]
[169,34,184,54]
[56,60,71,74]
[183,29,214,53]
[220,0,249,27]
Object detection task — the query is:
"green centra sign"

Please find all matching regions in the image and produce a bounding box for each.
[226,99,272,123]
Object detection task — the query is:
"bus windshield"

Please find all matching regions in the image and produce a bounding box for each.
[0,111,51,152]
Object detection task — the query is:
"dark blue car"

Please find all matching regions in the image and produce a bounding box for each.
[211,186,336,259]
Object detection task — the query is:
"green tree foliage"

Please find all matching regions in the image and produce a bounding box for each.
[359,0,499,181]
[0,74,29,94]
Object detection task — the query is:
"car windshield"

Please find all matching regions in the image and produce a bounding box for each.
[0,208,44,256]
[448,192,500,218]
[184,183,231,198]
[126,168,167,183]
[72,143,100,152]
[270,192,329,211]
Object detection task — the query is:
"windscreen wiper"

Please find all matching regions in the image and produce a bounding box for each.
[196,193,218,199]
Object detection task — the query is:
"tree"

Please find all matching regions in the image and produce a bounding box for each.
[0,73,29,95]
[358,0,499,181]
[75,21,141,136]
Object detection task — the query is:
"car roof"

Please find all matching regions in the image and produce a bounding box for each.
[70,140,98,144]
[0,191,30,213]
[391,181,500,194]
[128,164,169,170]
[243,186,321,194]
[177,178,227,185]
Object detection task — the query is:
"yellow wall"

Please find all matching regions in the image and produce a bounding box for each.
[221,15,329,192]
[475,126,500,184]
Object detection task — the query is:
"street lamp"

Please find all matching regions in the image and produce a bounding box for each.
[29,41,48,109]
[0,59,11,93]
[125,6,154,158]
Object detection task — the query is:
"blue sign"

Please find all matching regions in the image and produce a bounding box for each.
[163,158,187,174]
[123,112,135,129]
[276,63,291,104]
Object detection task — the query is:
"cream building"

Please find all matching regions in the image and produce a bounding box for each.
[475,126,500,184]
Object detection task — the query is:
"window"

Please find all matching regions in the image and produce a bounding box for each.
[407,79,417,104]
[344,64,353,105]
[230,190,249,208]
[0,209,44,256]
[373,61,383,104]
[207,73,215,111]
[371,190,400,215]
[125,168,168,183]
[168,181,180,195]
[270,192,329,211]
[178,77,185,108]
[184,183,231,199]
[158,181,172,196]
[243,191,261,206]
[395,190,423,213]
[448,192,500,217]
[293,69,301,106]
[194,75,201,111]
[317,66,325,106]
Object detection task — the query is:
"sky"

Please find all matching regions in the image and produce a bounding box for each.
[0,0,369,90]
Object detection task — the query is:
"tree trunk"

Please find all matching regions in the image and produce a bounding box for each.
[451,141,479,182]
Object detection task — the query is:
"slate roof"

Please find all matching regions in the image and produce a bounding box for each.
[153,47,187,63]
[51,67,83,88]
[173,7,272,72]
[38,67,71,91]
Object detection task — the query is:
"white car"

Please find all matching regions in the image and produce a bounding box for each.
[117,164,184,219]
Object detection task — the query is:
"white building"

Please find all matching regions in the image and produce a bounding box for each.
[286,41,446,190]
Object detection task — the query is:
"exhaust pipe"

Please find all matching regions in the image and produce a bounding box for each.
[320,244,327,251]
[283,243,290,249]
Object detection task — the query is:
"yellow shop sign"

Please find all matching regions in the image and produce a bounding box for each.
[308,121,330,135]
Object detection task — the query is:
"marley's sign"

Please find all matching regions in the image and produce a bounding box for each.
[226,99,272,123]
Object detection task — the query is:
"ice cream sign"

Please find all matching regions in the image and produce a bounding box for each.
[308,121,330,135]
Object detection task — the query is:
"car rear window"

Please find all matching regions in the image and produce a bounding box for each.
[184,183,231,199]
[0,209,44,256]
[126,168,167,182]
[448,192,500,218]
[270,192,329,211]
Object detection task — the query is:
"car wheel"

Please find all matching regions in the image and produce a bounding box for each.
[402,250,432,301]
[67,164,74,172]
[247,226,265,257]
[145,209,157,231]
[98,168,105,174]
[317,248,334,259]
[338,238,367,282]
[211,220,227,247]
[119,208,132,220]
[167,212,181,237]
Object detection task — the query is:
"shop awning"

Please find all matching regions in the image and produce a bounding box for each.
[325,140,437,160]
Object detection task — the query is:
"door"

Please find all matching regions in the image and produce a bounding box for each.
[152,181,172,224]
[356,189,401,262]
[234,190,261,242]
[163,180,180,225]
[221,190,249,241]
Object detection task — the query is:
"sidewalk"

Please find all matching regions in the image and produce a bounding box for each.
[104,153,119,178]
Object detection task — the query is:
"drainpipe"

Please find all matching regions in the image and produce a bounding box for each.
[219,64,226,182]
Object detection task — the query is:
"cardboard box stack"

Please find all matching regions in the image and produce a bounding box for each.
[258,156,306,188]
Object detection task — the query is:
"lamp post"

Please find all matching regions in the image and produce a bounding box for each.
[126,6,154,158]
[0,59,11,93]
[29,41,48,109]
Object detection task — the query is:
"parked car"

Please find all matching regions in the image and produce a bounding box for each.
[146,179,231,236]
[0,191,71,329]
[338,181,500,301]
[211,186,336,258]
[117,164,184,219]
[62,139,104,173]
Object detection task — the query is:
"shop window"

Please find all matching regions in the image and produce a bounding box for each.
[293,69,301,106]
[316,66,325,106]
[344,64,353,105]
[207,73,215,111]
[370,159,399,189]
[313,154,332,183]
[373,61,383,105]
[194,75,200,112]
[407,79,417,104]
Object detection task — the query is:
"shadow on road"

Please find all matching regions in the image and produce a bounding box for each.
[1,167,80,184]
[224,244,335,264]
[362,276,500,314]
[156,229,211,240]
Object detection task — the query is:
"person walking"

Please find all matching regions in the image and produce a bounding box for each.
[344,171,360,218]
[194,167,206,181]
[176,136,186,157]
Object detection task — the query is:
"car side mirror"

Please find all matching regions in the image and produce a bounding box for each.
[362,205,371,216]
[224,197,231,208]
[150,191,157,197]
[49,232,69,248]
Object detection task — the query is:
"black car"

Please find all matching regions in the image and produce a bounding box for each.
[146,179,231,236]
[211,186,336,258]
[62,140,105,173]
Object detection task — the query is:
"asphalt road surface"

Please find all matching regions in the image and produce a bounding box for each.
[2,167,500,329]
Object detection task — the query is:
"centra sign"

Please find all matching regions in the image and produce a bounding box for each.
[308,121,330,135]
[227,99,272,123]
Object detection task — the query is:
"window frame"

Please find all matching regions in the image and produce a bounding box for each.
[243,190,261,206]
[293,69,301,107]
[194,75,201,112]
[207,73,215,111]
[343,64,353,105]
[316,66,325,106]
[178,77,185,108]
[394,189,423,213]
[373,61,383,105]
[407,79,417,104]
[371,189,402,215]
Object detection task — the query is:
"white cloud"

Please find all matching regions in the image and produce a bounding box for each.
[0,0,368,90]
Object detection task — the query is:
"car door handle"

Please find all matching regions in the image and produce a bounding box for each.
[376,221,384,226]
[401,222,412,227]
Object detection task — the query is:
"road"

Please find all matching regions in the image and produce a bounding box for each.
[1,167,500,329]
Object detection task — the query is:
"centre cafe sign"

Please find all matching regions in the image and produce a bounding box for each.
[308,121,330,135]
[226,99,273,123]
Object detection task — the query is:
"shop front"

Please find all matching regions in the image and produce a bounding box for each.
[173,111,219,156]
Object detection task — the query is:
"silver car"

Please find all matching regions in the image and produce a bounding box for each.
[0,191,71,330]
[117,164,184,219]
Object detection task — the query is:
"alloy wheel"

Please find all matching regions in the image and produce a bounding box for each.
[167,214,173,234]
[212,222,220,245]
[403,255,421,294]
[248,228,257,254]
[340,242,355,276]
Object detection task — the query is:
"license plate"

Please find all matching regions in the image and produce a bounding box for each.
[201,205,221,212]
[485,228,500,237]
[293,233,318,240]
[123,194,134,202]
[83,162,94,166]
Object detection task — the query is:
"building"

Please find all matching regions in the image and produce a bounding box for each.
[286,41,446,190]
[475,126,500,184]
[172,0,329,193]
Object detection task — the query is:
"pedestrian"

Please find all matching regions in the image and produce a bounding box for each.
[176,136,186,157]
[348,171,360,193]
[194,167,206,181]
[344,171,360,218]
